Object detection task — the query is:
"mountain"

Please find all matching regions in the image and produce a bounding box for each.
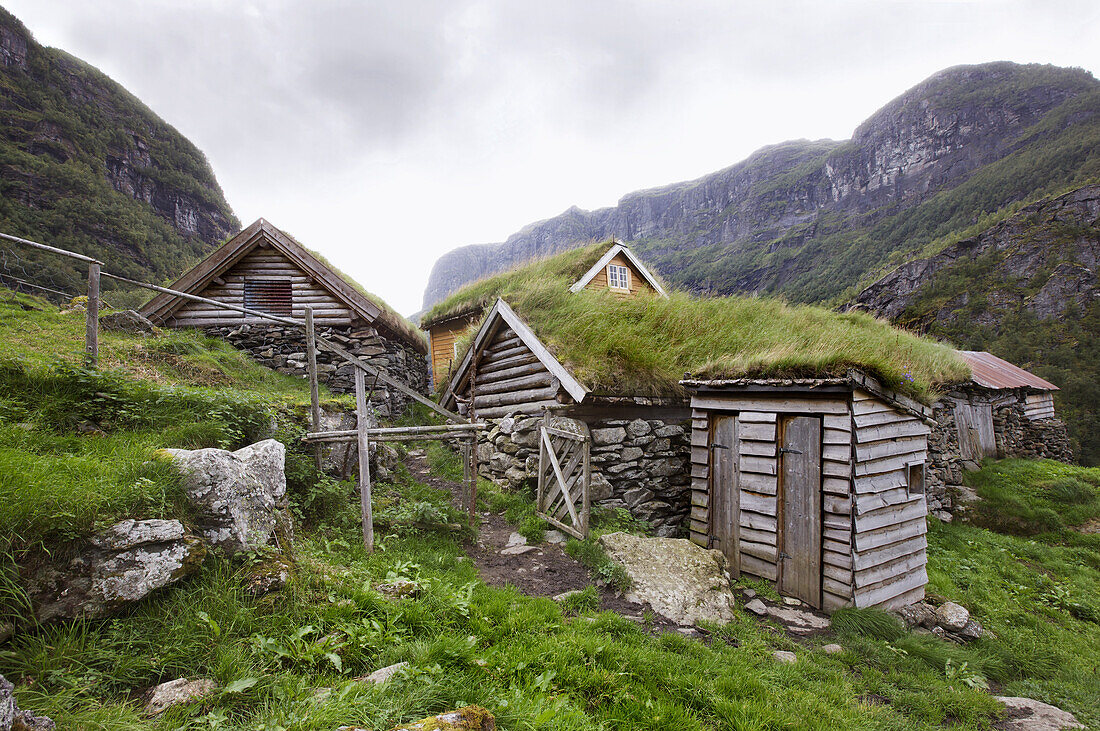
[0,6,237,305]
[852,184,1100,465]
[423,62,1100,309]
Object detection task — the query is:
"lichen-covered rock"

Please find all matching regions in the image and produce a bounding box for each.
[1,674,55,730]
[598,532,736,626]
[99,309,156,334]
[935,601,970,632]
[995,696,1084,731]
[144,678,217,717]
[392,705,495,730]
[24,519,205,623]
[161,439,288,554]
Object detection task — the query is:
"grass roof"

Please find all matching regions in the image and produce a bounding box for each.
[431,242,970,402]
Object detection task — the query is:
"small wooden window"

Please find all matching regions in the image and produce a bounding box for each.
[244,278,292,316]
[607,264,630,290]
[907,461,925,497]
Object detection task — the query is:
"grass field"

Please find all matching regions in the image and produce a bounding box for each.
[1,290,1097,729]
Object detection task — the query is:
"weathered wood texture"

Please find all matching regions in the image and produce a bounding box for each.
[168,248,354,326]
[456,323,561,417]
[584,252,656,296]
[355,369,374,553]
[429,316,478,385]
[84,262,100,367]
[536,417,590,539]
[1024,393,1055,420]
[710,415,740,575]
[851,389,929,610]
[954,401,996,461]
[777,415,823,608]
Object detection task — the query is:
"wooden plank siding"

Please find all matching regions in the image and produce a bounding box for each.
[429,318,478,385]
[1024,393,1055,420]
[454,323,561,419]
[168,248,353,327]
[850,389,930,610]
[584,252,657,296]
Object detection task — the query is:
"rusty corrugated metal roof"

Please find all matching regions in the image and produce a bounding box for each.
[957,351,1059,391]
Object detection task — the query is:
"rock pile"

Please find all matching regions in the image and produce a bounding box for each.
[203,323,428,417]
[895,599,988,643]
[479,414,691,535]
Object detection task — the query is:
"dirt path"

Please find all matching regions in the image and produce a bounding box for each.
[404,450,831,641]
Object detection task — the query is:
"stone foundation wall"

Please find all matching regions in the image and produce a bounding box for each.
[478,413,692,536]
[204,323,429,417]
[927,389,1073,519]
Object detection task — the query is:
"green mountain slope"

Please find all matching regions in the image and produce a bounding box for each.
[424,62,1100,310]
[0,5,238,305]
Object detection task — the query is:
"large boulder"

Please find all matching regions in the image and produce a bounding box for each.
[995,697,1084,731]
[598,532,737,626]
[161,439,289,554]
[99,309,156,335]
[23,519,205,623]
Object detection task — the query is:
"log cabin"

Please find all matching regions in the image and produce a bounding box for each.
[139,218,429,415]
[421,240,666,387]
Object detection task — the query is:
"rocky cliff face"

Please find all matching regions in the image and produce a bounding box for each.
[0,6,237,294]
[424,62,1100,309]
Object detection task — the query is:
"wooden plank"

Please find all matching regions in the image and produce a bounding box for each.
[740,440,776,457]
[740,554,777,581]
[823,476,850,495]
[740,472,777,495]
[740,539,777,562]
[355,370,374,553]
[822,444,850,463]
[777,415,823,608]
[740,491,776,516]
[852,399,894,417]
[823,548,852,571]
[691,396,848,415]
[823,576,852,600]
[855,438,927,462]
[824,494,851,515]
[472,385,560,409]
[854,550,926,589]
[691,445,709,465]
[691,463,709,479]
[478,352,540,375]
[691,491,709,508]
[856,420,930,443]
[823,460,851,478]
[854,567,927,609]
[737,411,777,423]
[471,372,553,396]
[855,452,927,477]
[690,429,709,447]
[823,414,851,432]
[822,591,852,611]
[823,429,851,446]
[468,399,557,420]
[738,422,777,441]
[740,455,778,476]
[823,563,851,584]
[740,526,777,546]
[854,473,906,494]
[853,497,925,533]
[471,360,548,384]
[305,307,322,471]
[854,410,916,429]
[85,262,100,367]
[855,487,911,515]
[853,535,927,573]
[824,537,851,555]
[853,516,927,553]
[741,511,777,532]
[542,429,581,528]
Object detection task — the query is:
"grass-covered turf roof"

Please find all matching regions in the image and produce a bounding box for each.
[427,242,970,402]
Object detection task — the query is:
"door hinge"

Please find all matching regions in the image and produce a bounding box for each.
[709,443,729,450]
[778,447,803,455]
[778,551,792,560]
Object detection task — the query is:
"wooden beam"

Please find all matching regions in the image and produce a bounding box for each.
[305,307,322,471]
[84,262,100,367]
[355,369,374,553]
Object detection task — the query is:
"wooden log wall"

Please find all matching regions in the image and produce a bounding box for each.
[688,395,856,610]
[168,248,354,327]
[851,389,931,610]
[456,323,562,420]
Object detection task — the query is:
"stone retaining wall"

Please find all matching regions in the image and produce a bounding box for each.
[478,413,692,536]
[204,323,429,417]
[927,389,1073,519]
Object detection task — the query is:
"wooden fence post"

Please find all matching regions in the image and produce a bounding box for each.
[467,350,479,522]
[304,307,322,471]
[355,368,374,553]
[84,262,100,367]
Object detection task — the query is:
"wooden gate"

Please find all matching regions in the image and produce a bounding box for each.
[536,421,591,539]
[954,402,996,463]
[709,415,740,576]
[777,415,823,608]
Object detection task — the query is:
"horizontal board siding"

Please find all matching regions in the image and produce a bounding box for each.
[689,416,711,548]
[1024,393,1055,420]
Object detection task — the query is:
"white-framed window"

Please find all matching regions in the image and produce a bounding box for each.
[906,461,926,497]
[607,263,630,290]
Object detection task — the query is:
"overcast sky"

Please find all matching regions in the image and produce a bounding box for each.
[6,1,1100,315]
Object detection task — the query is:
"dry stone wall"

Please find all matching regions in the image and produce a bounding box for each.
[204,323,429,417]
[927,388,1073,518]
[478,413,692,536]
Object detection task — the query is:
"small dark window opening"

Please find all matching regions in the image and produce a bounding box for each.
[244,278,293,316]
[907,462,926,497]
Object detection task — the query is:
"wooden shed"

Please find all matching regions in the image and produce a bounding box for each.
[683,372,935,611]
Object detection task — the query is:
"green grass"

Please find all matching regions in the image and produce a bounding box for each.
[425,242,969,402]
[964,459,1100,537]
